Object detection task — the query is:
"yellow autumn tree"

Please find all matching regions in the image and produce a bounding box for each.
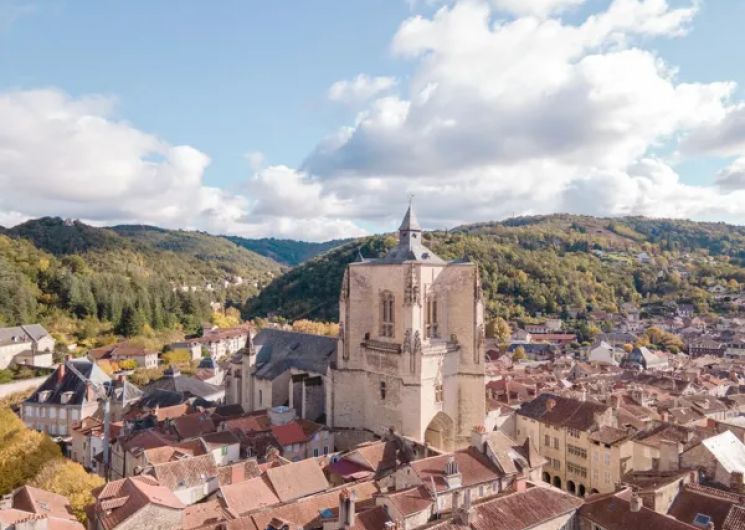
[30,457,104,524]
[0,408,61,495]
[211,307,242,328]
[291,319,339,336]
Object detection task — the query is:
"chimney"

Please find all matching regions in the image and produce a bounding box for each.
[730,472,744,494]
[57,362,66,383]
[444,456,462,489]
[454,488,475,526]
[630,493,642,512]
[515,476,527,493]
[470,425,487,453]
[339,489,356,528]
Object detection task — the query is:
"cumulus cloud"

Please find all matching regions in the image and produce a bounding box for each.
[328,74,398,104]
[4,0,745,241]
[294,0,745,230]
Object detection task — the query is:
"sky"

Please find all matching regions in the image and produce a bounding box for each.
[1,0,745,241]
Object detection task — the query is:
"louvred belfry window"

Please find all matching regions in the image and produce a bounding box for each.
[380,291,395,337]
[426,294,439,338]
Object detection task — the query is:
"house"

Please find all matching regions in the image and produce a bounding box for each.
[0,324,55,369]
[0,485,84,530]
[579,488,697,530]
[20,356,110,438]
[198,325,252,359]
[145,453,219,506]
[70,416,122,471]
[587,341,621,366]
[667,483,745,529]
[142,366,224,403]
[88,342,159,370]
[515,393,617,496]
[680,431,745,489]
[424,483,583,530]
[525,319,563,334]
[623,347,669,371]
[90,475,185,530]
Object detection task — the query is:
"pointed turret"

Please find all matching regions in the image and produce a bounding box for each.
[375,201,443,263]
[399,199,421,234]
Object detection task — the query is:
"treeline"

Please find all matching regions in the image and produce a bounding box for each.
[245,215,745,322]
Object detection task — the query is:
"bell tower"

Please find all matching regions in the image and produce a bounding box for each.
[333,202,485,450]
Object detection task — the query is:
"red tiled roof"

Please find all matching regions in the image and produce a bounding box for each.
[12,486,76,521]
[271,422,308,446]
[94,476,184,530]
[409,447,502,493]
[580,488,698,530]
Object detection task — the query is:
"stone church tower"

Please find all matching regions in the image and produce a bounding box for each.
[332,203,486,450]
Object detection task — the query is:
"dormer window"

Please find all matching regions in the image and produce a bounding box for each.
[38,390,51,403]
[380,291,395,338]
[60,391,74,404]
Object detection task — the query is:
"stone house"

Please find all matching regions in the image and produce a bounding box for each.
[88,342,158,370]
[0,485,84,530]
[0,324,55,369]
[680,430,745,488]
[515,393,616,497]
[90,475,184,530]
[145,453,219,506]
[20,357,110,438]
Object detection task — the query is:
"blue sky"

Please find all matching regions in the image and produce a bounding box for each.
[2,0,745,239]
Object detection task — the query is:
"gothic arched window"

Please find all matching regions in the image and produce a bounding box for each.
[380,291,395,338]
[426,293,439,338]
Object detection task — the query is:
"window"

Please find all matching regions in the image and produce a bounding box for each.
[71,409,79,420]
[554,437,559,449]
[380,291,395,337]
[221,446,228,456]
[552,458,561,470]
[545,434,550,447]
[568,444,587,459]
[313,448,319,457]
[258,390,263,406]
[59,408,66,419]
[40,407,46,418]
[426,294,439,338]
[323,446,329,456]
[380,382,387,400]
[435,384,444,403]
[568,428,581,438]
[567,462,587,478]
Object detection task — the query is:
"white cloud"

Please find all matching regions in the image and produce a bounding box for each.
[294,0,745,230]
[490,0,585,18]
[328,74,398,104]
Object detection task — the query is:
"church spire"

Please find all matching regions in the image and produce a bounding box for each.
[399,196,421,234]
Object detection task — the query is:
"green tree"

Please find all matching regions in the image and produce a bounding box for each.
[116,305,145,337]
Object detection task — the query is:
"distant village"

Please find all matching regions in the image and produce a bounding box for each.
[1,206,744,530]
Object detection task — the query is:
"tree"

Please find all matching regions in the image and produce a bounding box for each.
[291,319,340,336]
[486,317,511,345]
[117,358,138,370]
[211,307,242,329]
[512,346,527,361]
[116,305,144,337]
[30,457,104,523]
[0,408,61,495]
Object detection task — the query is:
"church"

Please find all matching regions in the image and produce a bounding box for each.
[228,203,486,451]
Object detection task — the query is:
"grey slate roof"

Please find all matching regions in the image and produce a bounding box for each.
[252,328,336,380]
[0,324,51,347]
[25,358,110,406]
[143,375,224,401]
[365,203,445,265]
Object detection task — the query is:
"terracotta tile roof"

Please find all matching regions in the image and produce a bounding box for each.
[271,422,308,446]
[143,444,204,465]
[120,429,177,453]
[149,453,217,491]
[436,484,583,530]
[247,481,378,530]
[222,414,271,433]
[219,476,280,516]
[201,430,241,449]
[183,499,230,530]
[216,459,262,486]
[580,488,698,530]
[12,486,77,521]
[172,412,217,440]
[517,393,609,431]
[668,484,741,530]
[409,447,502,493]
[724,505,745,530]
[94,476,184,530]
[350,505,391,530]
[385,486,433,516]
[349,441,398,474]
[265,459,329,502]
[590,426,631,445]
[0,508,37,526]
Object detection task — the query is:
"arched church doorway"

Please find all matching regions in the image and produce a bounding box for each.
[424,412,455,452]
[578,484,586,497]
[553,476,562,489]
[542,472,551,483]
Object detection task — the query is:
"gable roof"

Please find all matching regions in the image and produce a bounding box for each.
[25,358,110,406]
[409,447,502,493]
[219,476,281,516]
[517,393,609,431]
[148,453,217,491]
[12,486,76,521]
[265,459,329,502]
[699,430,745,474]
[0,324,50,346]
[94,476,184,530]
[252,328,336,381]
[580,488,698,530]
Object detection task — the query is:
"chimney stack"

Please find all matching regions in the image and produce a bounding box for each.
[57,362,66,383]
[730,471,744,494]
[630,493,642,512]
[339,489,356,529]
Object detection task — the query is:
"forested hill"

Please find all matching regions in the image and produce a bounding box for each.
[244,214,745,322]
[0,217,281,337]
[226,236,352,266]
